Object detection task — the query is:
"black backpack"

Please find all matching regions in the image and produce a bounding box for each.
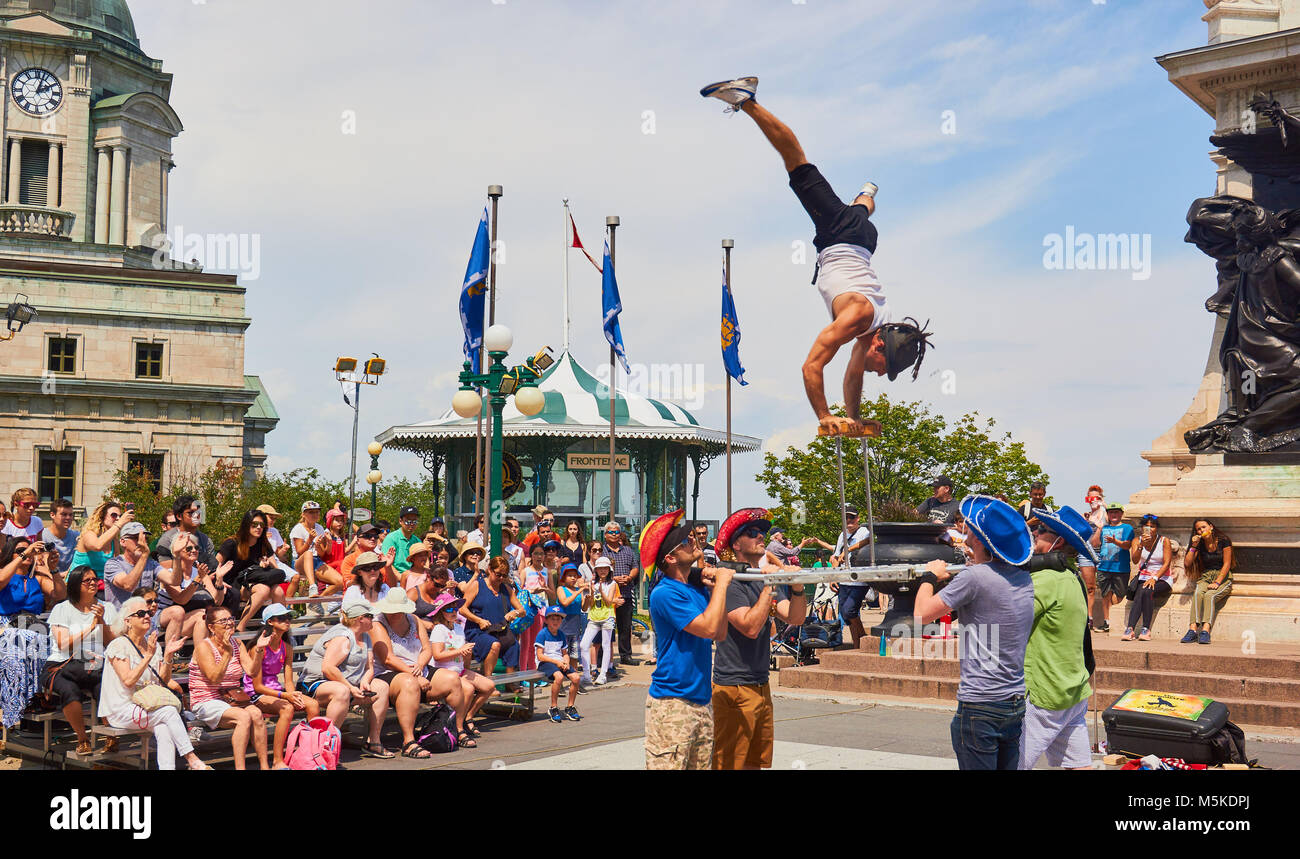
[1209,721,1254,766]
[413,702,459,754]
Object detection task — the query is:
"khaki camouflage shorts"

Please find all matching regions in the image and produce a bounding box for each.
[644,695,713,770]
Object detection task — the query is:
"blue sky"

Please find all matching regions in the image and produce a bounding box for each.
[134,0,1223,520]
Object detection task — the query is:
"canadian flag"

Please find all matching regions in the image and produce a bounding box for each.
[568,212,603,274]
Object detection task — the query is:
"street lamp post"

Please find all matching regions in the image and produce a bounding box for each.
[366,441,383,520]
[335,354,386,532]
[452,324,552,557]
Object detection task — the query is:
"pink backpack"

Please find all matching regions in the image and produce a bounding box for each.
[285,717,342,770]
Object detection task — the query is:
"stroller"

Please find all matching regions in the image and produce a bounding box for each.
[770,586,843,669]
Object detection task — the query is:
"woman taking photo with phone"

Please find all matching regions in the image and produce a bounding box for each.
[1122,514,1173,642]
[0,536,65,622]
[246,604,318,769]
[72,500,132,579]
[1181,518,1235,645]
[99,596,209,770]
[188,604,270,770]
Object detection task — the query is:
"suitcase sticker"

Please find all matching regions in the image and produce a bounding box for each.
[1109,689,1213,722]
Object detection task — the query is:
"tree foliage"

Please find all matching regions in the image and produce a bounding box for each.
[104,461,444,543]
[755,395,1050,543]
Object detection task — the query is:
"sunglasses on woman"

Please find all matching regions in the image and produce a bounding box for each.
[128,609,152,619]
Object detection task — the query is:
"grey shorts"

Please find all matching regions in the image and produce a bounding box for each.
[1097,570,1128,599]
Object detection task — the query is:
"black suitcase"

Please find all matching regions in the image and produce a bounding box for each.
[1102,689,1230,764]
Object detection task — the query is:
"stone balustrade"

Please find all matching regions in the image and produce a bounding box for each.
[0,204,76,240]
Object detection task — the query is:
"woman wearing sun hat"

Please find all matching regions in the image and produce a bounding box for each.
[913,495,1035,770]
[370,588,463,758]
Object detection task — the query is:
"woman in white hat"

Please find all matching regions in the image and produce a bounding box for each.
[345,553,391,604]
[370,588,467,757]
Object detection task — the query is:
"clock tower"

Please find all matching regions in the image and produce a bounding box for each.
[0,1,278,512]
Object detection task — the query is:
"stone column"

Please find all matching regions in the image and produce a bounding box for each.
[108,145,127,245]
[6,138,21,204]
[93,146,110,244]
[46,142,60,208]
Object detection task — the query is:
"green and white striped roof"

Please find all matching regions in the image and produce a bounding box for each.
[377,351,761,451]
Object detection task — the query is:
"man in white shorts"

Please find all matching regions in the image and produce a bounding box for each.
[1021,506,1097,770]
[702,75,935,436]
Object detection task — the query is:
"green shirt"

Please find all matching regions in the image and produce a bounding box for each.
[1024,567,1091,711]
[380,530,423,573]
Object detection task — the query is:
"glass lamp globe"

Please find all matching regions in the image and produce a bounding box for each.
[367,441,383,457]
[366,470,382,485]
[515,385,545,416]
[452,389,482,418]
[484,324,513,353]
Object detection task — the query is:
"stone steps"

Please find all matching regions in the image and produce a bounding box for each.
[778,634,1300,728]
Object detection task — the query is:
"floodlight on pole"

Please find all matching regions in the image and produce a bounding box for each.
[2,294,37,342]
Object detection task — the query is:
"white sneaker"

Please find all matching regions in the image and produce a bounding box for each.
[699,76,758,113]
[595,673,607,686]
[307,583,319,597]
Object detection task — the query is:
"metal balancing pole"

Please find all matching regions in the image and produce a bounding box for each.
[835,437,850,567]
[606,215,619,527]
[723,238,734,518]
[862,438,876,567]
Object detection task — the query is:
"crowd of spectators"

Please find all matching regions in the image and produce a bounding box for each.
[0,484,1241,768]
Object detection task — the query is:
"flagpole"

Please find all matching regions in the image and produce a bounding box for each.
[477,185,502,547]
[606,215,619,526]
[562,200,571,355]
[723,239,734,518]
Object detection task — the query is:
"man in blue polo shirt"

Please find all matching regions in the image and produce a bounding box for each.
[643,510,733,770]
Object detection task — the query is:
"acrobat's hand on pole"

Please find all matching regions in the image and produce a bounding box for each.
[816,417,882,437]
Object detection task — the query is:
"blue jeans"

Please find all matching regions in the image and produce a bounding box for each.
[950,697,1026,770]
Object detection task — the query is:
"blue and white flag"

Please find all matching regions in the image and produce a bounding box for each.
[601,240,629,373]
[721,263,747,386]
[459,207,490,374]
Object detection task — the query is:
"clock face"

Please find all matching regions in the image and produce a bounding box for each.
[11,68,63,115]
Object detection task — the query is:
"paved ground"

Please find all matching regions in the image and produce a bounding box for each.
[6,634,1296,770]
[332,671,1300,771]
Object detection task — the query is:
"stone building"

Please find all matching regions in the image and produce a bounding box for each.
[0,0,276,512]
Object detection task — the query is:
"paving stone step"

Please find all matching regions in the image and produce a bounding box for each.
[777,666,1300,728]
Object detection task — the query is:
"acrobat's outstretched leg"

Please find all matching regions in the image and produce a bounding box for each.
[737,100,809,172]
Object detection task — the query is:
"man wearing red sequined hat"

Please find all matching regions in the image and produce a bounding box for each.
[711,507,807,769]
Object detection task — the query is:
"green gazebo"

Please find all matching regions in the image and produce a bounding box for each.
[375,350,762,538]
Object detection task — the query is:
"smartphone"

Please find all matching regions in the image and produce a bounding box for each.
[125,502,135,513]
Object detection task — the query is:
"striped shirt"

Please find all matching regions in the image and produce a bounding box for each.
[188,638,245,705]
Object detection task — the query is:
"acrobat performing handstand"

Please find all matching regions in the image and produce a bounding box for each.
[701,76,934,437]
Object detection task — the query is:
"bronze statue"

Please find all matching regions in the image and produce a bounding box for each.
[1183,99,1300,454]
